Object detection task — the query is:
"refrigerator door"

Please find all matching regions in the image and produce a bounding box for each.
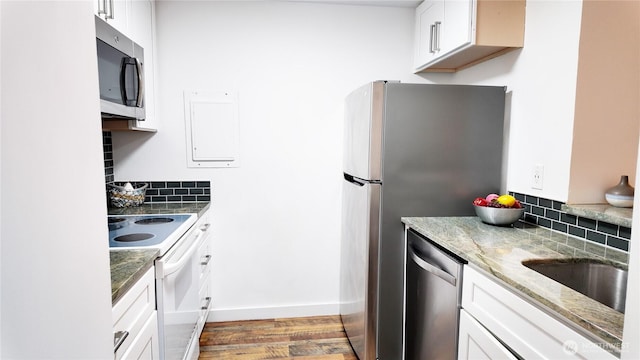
[343,81,384,181]
[340,175,381,360]
[376,83,505,360]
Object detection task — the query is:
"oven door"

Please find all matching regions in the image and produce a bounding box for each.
[156,227,204,360]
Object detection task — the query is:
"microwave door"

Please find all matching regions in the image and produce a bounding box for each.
[97,39,126,106]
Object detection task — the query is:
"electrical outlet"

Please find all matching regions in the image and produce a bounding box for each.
[532,164,544,190]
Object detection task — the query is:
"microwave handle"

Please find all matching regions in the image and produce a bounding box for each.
[119,57,144,108]
[134,57,144,108]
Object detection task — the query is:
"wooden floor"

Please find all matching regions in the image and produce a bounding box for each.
[198,315,358,360]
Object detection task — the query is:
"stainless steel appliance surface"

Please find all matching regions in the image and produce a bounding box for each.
[95,16,145,120]
[405,228,464,359]
[339,81,506,360]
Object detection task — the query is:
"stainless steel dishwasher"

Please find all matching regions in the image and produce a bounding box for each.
[405,228,465,360]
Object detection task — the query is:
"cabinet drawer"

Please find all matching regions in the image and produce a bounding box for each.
[113,267,156,359]
[198,232,212,283]
[197,275,212,336]
[462,266,616,359]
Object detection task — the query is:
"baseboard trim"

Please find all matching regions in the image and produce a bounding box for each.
[205,302,340,322]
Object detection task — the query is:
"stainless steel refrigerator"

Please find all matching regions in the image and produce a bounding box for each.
[340,81,506,360]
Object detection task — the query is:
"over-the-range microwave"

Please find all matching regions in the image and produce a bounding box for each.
[95,16,145,120]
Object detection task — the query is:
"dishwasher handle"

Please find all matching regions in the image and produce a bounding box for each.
[409,247,457,286]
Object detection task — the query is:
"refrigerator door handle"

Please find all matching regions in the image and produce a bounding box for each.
[344,173,366,186]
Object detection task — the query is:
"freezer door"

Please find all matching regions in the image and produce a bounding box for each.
[340,176,381,360]
[343,81,384,181]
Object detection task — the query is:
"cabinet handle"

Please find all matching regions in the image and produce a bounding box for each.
[202,296,212,310]
[200,223,211,232]
[434,21,441,52]
[429,24,436,53]
[106,0,114,20]
[113,330,129,353]
[201,254,212,266]
[97,0,106,15]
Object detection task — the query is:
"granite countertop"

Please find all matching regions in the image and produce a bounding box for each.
[402,216,626,356]
[108,201,210,217]
[110,248,159,304]
[562,203,632,228]
[109,202,210,304]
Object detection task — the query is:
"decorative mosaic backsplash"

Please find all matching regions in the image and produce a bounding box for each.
[512,192,631,253]
[103,131,210,204]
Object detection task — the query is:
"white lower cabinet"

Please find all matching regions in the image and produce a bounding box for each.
[119,312,159,360]
[458,309,517,360]
[113,267,159,360]
[460,266,617,360]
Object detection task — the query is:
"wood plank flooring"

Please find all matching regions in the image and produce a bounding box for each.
[198,315,358,360]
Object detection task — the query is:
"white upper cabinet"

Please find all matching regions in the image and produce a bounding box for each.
[413,0,526,73]
[94,0,129,35]
[414,0,444,67]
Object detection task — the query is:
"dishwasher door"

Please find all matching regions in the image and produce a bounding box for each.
[405,229,464,360]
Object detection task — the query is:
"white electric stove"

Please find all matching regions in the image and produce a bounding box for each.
[108,213,197,255]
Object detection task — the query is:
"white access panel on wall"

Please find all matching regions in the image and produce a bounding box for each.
[184,90,240,168]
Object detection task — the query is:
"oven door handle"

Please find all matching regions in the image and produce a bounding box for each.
[159,229,203,278]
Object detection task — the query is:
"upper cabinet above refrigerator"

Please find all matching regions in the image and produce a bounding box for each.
[413,0,526,73]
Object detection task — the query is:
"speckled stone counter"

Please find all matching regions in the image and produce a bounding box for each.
[401,216,627,355]
[108,201,210,217]
[562,203,633,228]
[110,249,159,304]
[109,202,210,304]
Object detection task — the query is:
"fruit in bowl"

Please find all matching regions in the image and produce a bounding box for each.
[473,194,524,226]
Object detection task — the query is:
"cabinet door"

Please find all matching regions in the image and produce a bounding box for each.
[442,0,474,55]
[120,312,160,360]
[462,266,618,360]
[458,310,518,360]
[413,0,444,68]
[113,267,156,360]
[96,0,129,34]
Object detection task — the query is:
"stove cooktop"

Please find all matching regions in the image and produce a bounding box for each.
[108,213,197,255]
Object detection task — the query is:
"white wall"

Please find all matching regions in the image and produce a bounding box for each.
[0,1,113,358]
[113,1,423,319]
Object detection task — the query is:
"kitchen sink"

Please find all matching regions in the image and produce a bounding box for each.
[521,258,627,313]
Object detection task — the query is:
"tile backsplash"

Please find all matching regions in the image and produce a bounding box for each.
[103,131,114,184]
[133,181,210,203]
[512,192,631,254]
[103,131,210,204]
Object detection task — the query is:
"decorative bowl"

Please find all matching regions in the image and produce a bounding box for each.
[473,205,524,226]
[108,182,148,208]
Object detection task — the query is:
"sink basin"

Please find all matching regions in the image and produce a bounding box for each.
[522,258,627,313]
